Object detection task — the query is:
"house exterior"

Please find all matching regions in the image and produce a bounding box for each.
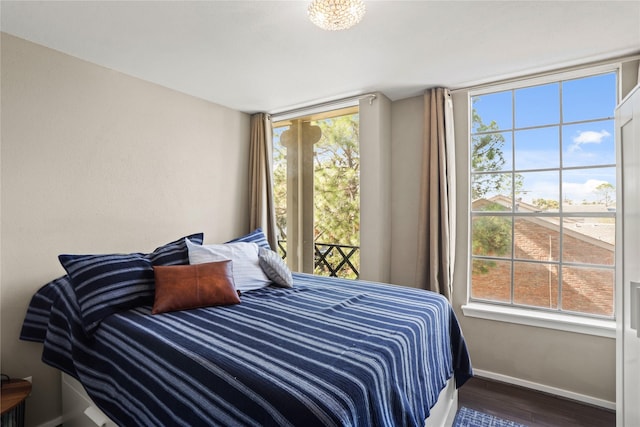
[472,197,614,316]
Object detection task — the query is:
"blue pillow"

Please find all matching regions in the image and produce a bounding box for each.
[59,253,153,335]
[148,232,203,265]
[59,233,204,336]
[226,228,271,249]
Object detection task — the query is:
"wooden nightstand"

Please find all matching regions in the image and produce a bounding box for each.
[1,379,32,427]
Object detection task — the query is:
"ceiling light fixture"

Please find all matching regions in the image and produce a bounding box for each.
[308,0,366,31]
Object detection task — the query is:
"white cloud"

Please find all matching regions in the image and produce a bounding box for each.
[520,178,614,205]
[569,130,611,152]
[563,179,609,202]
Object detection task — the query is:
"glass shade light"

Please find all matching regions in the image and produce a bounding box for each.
[307,0,365,31]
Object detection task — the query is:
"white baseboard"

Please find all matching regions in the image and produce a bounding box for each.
[473,369,616,411]
[36,416,63,427]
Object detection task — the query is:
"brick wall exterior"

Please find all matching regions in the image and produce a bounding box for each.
[472,218,614,316]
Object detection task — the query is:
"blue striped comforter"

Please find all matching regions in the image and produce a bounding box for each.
[21,273,472,426]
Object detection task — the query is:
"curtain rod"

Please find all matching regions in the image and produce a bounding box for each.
[449,53,640,95]
[270,93,377,121]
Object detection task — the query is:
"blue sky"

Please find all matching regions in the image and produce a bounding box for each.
[471,72,617,205]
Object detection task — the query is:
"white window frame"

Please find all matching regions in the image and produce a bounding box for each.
[462,63,620,338]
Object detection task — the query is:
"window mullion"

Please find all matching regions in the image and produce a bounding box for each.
[510,89,516,305]
[558,81,564,312]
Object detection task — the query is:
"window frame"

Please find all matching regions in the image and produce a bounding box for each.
[462,64,620,337]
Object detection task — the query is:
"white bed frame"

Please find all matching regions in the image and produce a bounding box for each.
[425,377,458,427]
[62,372,458,427]
[62,373,117,427]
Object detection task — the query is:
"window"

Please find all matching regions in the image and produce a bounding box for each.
[272,106,360,279]
[469,69,617,319]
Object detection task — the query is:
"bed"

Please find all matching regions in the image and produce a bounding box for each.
[20,231,472,427]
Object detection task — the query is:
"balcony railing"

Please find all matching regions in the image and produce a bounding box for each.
[277,240,360,279]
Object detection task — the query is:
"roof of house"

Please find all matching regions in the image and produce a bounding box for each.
[473,196,615,248]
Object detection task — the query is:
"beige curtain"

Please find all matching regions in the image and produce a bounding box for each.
[249,113,277,250]
[416,88,456,300]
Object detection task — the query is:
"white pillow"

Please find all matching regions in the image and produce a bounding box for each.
[186,239,270,292]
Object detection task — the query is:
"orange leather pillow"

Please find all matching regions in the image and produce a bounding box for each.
[152,261,240,314]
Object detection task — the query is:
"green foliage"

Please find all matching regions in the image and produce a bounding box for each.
[472,216,511,257]
[595,182,615,207]
[272,127,288,244]
[471,106,509,200]
[532,198,559,210]
[471,104,514,275]
[472,203,512,257]
[471,205,512,275]
[471,102,525,200]
[313,115,360,247]
[272,114,360,278]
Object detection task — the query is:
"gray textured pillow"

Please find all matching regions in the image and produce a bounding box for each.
[258,247,293,288]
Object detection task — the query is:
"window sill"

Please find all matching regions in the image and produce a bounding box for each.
[461,302,616,338]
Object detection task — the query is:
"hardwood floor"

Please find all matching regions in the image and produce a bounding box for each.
[458,377,616,427]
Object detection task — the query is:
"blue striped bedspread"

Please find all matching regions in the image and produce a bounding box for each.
[21,273,472,427]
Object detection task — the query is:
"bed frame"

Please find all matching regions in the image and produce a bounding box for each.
[61,372,458,427]
[425,377,458,427]
[62,373,116,427]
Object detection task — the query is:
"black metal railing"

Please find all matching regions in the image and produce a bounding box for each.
[277,240,360,279]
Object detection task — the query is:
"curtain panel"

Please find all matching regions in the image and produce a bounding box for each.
[249,113,277,250]
[416,88,457,300]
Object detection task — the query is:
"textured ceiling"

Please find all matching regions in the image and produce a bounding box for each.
[2,1,639,114]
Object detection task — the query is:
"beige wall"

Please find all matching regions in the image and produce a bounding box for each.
[390,96,423,287]
[389,91,616,405]
[1,33,250,427]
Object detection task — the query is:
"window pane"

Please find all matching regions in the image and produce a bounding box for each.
[514,217,560,261]
[562,217,615,265]
[513,262,559,309]
[562,167,616,209]
[562,266,614,317]
[514,126,559,170]
[562,120,615,167]
[471,132,513,171]
[515,83,559,128]
[471,172,512,207]
[472,91,512,132]
[562,73,616,123]
[517,171,559,208]
[471,259,511,302]
[472,216,513,258]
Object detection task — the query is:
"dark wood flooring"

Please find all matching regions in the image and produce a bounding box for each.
[458,377,616,427]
